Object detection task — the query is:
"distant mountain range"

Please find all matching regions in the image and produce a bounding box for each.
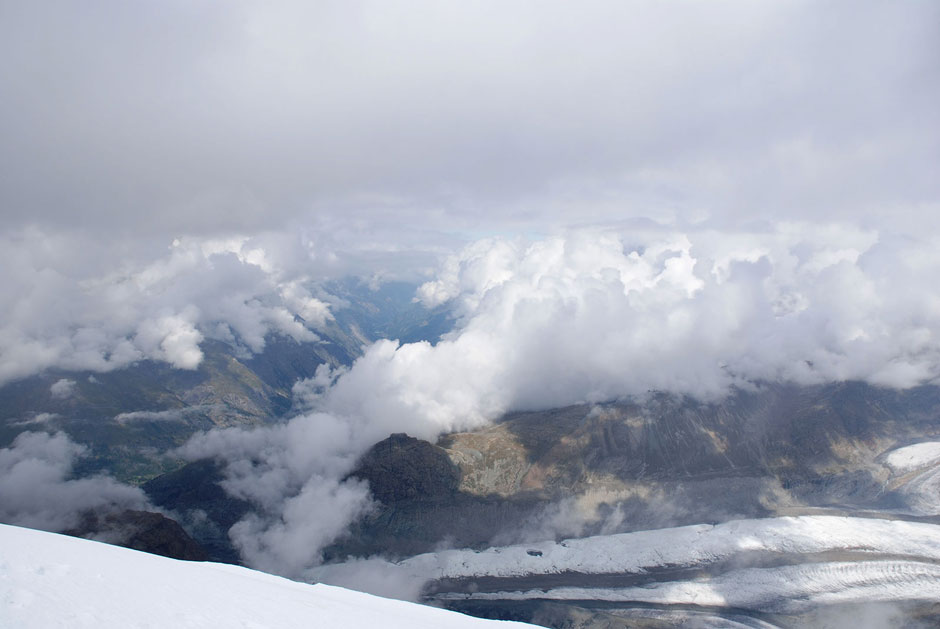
[0,279,453,482]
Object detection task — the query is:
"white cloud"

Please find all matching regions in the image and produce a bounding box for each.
[0,432,149,532]
[182,223,940,577]
[178,411,377,577]
[229,477,373,577]
[9,412,60,428]
[0,231,337,385]
[49,378,76,399]
[334,224,940,432]
[134,311,204,370]
[113,405,219,424]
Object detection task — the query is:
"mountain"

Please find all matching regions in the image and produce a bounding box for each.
[317,382,940,560]
[0,279,461,576]
[0,279,449,484]
[62,508,209,561]
[146,381,940,626]
[0,337,339,484]
[0,523,536,629]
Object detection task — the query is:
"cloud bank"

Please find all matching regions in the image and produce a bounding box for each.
[0,431,149,532]
[0,231,335,385]
[326,223,940,431]
[177,411,375,575]
[1,1,937,388]
[184,223,940,577]
[1,2,936,237]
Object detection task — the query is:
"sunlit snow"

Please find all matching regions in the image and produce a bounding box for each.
[0,524,534,629]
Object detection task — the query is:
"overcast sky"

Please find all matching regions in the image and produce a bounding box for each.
[2,1,937,241]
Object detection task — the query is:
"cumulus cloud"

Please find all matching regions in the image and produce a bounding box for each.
[177,411,377,577]
[0,431,149,532]
[0,231,336,385]
[179,223,940,577]
[290,364,347,413]
[330,224,940,428]
[49,378,76,399]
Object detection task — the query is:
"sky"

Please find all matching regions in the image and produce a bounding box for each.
[2,1,937,238]
[3,0,940,579]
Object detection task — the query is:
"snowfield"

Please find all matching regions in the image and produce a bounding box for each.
[391,516,940,619]
[314,514,940,620]
[897,465,940,515]
[393,516,940,580]
[0,524,534,629]
[883,441,940,515]
[437,560,940,614]
[884,441,940,472]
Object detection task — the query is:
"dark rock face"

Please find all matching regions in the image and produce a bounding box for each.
[320,433,560,560]
[64,509,209,561]
[349,433,460,503]
[143,459,251,564]
[323,433,485,559]
[326,494,546,561]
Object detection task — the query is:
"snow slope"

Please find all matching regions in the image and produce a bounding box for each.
[438,560,940,614]
[882,441,940,515]
[884,441,940,472]
[394,516,940,618]
[392,515,940,580]
[897,465,940,515]
[0,524,534,629]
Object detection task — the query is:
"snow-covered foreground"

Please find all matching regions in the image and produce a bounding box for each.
[0,524,534,629]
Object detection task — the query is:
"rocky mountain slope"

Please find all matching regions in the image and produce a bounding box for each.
[147,382,940,569]
[0,279,451,559]
[308,383,940,628]
[333,383,940,558]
